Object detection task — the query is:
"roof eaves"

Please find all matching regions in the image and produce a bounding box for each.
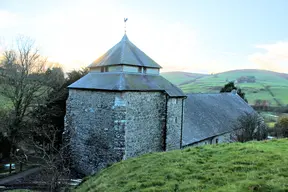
[183,130,232,147]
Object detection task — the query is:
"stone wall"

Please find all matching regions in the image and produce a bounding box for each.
[211,132,232,144]
[166,98,184,150]
[65,89,184,175]
[65,90,126,175]
[186,132,232,147]
[123,92,167,158]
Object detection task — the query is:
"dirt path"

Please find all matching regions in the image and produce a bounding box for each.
[0,167,41,185]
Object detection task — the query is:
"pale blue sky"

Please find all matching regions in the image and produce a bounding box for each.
[0,0,288,73]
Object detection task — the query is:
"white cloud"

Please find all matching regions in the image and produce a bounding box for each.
[249,42,288,73]
[0,10,19,28]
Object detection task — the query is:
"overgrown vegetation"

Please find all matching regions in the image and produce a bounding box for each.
[231,113,268,142]
[275,115,288,138]
[0,36,52,159]
[75,139,288,192]
[0,36,88,191]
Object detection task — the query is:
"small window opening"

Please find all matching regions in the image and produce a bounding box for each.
[138,67,142,73]
[101,66,109,72]
[143,67,147,74]
[215,138,219,144]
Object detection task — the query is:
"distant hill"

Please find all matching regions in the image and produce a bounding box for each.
[75,139,288,192]
[1,69,287,109]
[162,69,288,107]
[161,71,208,85]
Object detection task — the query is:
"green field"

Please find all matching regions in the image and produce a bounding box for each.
[162,69,288,107]
[161,71,208,85]
[75,139,288,192]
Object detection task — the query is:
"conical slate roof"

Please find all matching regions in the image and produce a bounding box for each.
[88,34,162,69]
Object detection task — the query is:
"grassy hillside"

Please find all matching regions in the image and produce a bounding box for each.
[75,139,288,192]
[161,71,208,85]
[162,69,288,107]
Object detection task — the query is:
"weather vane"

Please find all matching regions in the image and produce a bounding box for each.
[124,18,128,34]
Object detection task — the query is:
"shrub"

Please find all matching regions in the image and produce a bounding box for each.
[231,113,268,142]
[275,116,288,138]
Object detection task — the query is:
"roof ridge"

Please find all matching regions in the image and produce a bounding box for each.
[128,41,144,66]
[120,36,126,64]
[118,73,126,90]
[187,92,233,95]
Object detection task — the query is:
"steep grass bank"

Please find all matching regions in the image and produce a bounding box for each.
[75,139,288,192]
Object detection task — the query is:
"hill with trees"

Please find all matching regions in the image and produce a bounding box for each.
[162,69,288,107]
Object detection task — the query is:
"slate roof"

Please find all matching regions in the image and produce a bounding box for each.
[182,93,255,146]
[88,34,162,69]
[68,72,185,97]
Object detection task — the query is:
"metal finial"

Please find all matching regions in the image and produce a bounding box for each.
[124,18,128,34]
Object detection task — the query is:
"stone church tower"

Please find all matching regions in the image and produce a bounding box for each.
[65,34,186,175]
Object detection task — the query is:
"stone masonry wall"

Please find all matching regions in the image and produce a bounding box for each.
[65,90,183,175]
[185,132,232,147]
[166,98,184,150]
[123,92,167,159]
[65,90,126,175]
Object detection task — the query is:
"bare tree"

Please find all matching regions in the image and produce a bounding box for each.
[0,36,51,156]
[231,113,268,142]
[22,124,72,192]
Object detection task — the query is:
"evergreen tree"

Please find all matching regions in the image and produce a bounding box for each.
[220,82,248,103]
